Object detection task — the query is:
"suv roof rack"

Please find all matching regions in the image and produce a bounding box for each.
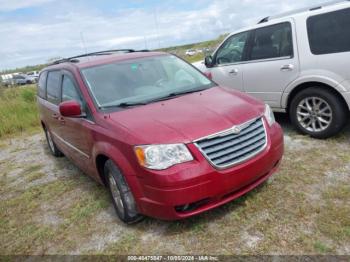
[258,0,349,24]
[51,49,150,65]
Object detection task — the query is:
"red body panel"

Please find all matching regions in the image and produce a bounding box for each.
[37,52,284,220]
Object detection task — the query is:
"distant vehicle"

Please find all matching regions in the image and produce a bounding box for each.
[0,75,11,86]
[27,71,39,81]
[185,49,197,56]
[196,1,350,139]
[12,74,36,85]
[37,49,283,223]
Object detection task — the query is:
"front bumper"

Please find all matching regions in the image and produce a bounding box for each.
[134,122,284,220]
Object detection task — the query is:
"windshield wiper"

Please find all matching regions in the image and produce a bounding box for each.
[100,101,147,109]
[99,88,209,109]
[150,88,207,102]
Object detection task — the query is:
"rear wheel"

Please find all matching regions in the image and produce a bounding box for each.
[44,128,63,157]
[104,160,143,224]
[289,87,347,139]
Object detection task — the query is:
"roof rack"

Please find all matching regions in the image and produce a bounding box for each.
[51,49,150,65]
[258,0,349,24]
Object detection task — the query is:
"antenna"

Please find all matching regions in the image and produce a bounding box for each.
[80,31,88,55]
[153,8,161,49]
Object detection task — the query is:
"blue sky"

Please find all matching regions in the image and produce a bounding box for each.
[0,0,327,70]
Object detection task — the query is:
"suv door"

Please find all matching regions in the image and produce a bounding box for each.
[243,21,299,109]
[208,31,250,92]
[57,71,95,174]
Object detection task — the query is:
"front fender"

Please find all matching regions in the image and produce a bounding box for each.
[92,141,137,178]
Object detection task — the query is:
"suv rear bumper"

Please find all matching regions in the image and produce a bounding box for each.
[135,123,284,220]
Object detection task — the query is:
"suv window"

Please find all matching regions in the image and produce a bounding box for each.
[62,75,82,103]
[307,8,350,55]
[47,71,61,105]
[38,71,47,98]
[215,31,249,65]
[250,22,293,60]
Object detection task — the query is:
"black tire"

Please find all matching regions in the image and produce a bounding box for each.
[104,160,143,224]
[44,128,63,157]
[289,87,348,139]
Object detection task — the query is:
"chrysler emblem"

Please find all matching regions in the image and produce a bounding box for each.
[231,126,241,134]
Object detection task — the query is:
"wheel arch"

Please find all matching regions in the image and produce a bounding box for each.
[92,142,139,187]
[285,81,349,112]
[95,154,109,186]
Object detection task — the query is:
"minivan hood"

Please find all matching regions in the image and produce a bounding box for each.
[108,86,265,144]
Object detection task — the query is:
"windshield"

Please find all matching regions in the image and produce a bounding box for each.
[81,55,214,108]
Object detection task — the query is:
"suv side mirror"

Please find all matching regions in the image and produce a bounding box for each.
[59,100,82,118]
[204,55,214,68]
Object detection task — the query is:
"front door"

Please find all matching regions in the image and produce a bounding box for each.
[56,72,95,174]
[207,31,250,92]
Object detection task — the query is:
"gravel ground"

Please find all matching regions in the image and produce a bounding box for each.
[0,114,349,255]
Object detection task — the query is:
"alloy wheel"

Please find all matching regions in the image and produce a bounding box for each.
[296,97,333,133]
[108,173,125,217]
[46,130,55,152]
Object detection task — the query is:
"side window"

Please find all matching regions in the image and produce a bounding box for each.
[38,71,47,99]
[307,8,350,55]
[62,75,82,103]
[46,71,61,105]
[250,22,293,61]
[215,31,249,65]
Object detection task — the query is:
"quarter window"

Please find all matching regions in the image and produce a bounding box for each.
[38,71,47,98]
[307,8,350,55]
[46,71,61,105]
[215,31,249,65]
[62,75,82,103]
[250,22,293,60]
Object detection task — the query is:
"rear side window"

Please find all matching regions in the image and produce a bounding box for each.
[307,8,350,55]
[46,71,61,105]
[38,71,47,99]
[250,22,293,60]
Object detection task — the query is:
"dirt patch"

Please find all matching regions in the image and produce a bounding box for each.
[1,119,350,255]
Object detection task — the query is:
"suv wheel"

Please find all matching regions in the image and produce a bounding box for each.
[104,160,143,224]
[44,128,63,157]
[290,87,347,139]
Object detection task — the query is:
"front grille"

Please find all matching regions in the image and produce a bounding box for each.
[194,118,267,169]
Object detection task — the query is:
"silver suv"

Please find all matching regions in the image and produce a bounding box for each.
[198,1,350,138]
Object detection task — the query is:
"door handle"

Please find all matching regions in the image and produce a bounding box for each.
[52,113,59,119]
[280,64,294,71]
[58,116,65,125]
[229,69,239,75]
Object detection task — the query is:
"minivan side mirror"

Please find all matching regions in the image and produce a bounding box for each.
[59,100,82,118]
[204,55,214,68]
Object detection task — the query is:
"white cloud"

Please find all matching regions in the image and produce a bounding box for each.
[0,0,327,70]
[0,0,54,12]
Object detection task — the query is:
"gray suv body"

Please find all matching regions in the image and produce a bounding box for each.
[196,1,350,138]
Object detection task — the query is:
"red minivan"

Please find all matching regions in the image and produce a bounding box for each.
[37,50,284,223]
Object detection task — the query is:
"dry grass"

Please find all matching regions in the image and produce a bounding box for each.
[0,116,349,255]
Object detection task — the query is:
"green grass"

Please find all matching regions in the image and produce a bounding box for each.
[0,85,40,138]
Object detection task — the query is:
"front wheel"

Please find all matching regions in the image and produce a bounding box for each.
[44,128,63,157]
[289,87,347,139]
[104,160,143,224]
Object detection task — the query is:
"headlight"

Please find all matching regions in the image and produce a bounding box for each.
[264,104,275,126]
[134,144,193,170]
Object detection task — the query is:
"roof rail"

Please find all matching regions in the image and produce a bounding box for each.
[258,0,349,24]
[51,49,150,65]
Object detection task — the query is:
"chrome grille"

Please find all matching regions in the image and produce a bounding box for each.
[194,118,267,169]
